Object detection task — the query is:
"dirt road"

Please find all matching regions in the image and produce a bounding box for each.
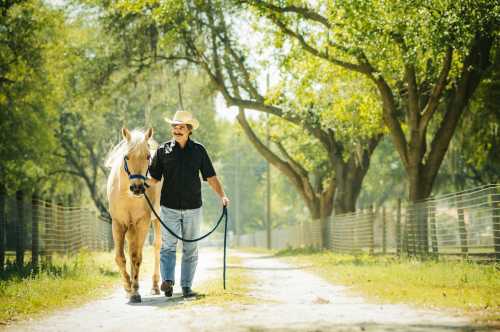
[3,250,484,332]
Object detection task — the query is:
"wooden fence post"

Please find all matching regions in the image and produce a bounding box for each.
[396,199,402,256]
[491,187,500,263]
[15,190,25,269]
[48,199,57,261]
[382,206,387,255]
[403,203,411,256]
[456,194,468,258]
[31,193,39,272]
[0,186,5,272]
[369,205,374,255]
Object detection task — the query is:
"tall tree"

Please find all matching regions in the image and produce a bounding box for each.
[0,0,61,194]
[246,0,499,203]
[94,0,384,247]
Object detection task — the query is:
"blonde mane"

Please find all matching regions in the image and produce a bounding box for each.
[105,129,157,169]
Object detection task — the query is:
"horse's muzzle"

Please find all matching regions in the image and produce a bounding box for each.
[130,183,146,195]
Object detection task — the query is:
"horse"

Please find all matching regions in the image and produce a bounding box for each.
[105,127,162,303]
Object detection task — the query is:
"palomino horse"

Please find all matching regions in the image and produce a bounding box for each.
[105,128,162,303]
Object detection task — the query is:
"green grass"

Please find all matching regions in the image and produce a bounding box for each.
[0,250,118,324]
[274,247,500,325]
[180,255,258,307]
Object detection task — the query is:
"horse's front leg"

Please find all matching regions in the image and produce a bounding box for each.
[151,219,162,295]
[112,221,132,296]
[127,219,150,303]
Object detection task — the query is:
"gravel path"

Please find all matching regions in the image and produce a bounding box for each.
[2,250,486,332]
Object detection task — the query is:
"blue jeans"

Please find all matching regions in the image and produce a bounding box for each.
[159,206,201,288]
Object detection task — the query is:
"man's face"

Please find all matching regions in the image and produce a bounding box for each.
[171,123,190,142]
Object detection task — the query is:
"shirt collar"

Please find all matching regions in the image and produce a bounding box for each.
[174,138,193,150]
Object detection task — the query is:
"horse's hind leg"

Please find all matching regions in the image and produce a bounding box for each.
[127,219,149,303]
[151,219,161,295]
[112,221,132,296]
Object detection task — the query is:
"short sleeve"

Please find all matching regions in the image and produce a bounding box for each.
[149,147,163,181]
[200,146,216,181]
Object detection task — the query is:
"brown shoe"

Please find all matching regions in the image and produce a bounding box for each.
[160,280,173,297]
[182,287,199,298]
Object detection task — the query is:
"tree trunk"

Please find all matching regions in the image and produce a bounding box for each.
[15,190,25,269]
[407,166,432,256]
[334,165,364,214]
[320,192,334,249]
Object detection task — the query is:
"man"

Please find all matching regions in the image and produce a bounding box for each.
[148,110,229,298]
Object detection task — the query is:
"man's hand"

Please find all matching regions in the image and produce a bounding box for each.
[221,196,230,206]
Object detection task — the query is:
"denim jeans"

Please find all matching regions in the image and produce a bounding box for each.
[159,206,201,288]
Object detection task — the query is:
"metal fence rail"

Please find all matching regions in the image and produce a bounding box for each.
[0,193,112,270]
[235,184,500,262]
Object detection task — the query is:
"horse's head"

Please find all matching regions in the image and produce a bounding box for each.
[122,127,153,196]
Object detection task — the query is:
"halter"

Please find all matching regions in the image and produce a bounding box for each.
[123,155,150,188]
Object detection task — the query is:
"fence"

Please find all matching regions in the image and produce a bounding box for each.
[0,192,113,270]
[235,184,500,262]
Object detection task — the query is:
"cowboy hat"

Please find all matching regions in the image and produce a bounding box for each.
[164,110,199,130]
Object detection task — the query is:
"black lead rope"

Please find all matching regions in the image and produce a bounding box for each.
[143,192,228,289]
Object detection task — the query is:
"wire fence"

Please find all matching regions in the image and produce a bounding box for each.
[235,184,500,262]
[0,192,112,270]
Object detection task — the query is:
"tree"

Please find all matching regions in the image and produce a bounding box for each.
[0,0,60,194]
[93,0,384,247]
[246,0,499,203]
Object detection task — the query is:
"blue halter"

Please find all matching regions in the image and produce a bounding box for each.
[123,156,150,188]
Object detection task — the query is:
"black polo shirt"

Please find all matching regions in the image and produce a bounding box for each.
[149,138,216,209]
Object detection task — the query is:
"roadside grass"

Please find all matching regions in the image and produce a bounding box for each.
[0,250,118,324]
[183,254,258,307]
[274,247,500,325]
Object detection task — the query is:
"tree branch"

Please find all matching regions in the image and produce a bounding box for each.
[269,15,369,74]
[243,0,331,29]
[424,34,493,195]
[236,109,316,205]
[419,48,453,132]
[274,140,308,178]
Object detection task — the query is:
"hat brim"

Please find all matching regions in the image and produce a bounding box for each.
[164,118,199,130]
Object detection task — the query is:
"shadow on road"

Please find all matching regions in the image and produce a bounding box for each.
[207,264,313,272]
[126,293,201,308]
[245,323,498,332]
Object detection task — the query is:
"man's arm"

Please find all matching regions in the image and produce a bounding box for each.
[207,176,230,206]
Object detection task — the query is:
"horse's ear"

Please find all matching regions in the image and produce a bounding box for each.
[145,128,153,141]
[122,128,131,142]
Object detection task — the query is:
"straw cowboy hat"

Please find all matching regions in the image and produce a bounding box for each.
[165,110,199,130]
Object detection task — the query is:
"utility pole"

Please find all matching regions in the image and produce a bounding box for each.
[235,132,241,245]
[266,73,272,250]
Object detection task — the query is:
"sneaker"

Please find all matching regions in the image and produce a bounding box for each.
[182,287,199,298]
[160,280,173,297]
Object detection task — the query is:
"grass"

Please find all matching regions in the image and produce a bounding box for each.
[0,250,119,324]
[274,247,500,325]
[181,254,258,307]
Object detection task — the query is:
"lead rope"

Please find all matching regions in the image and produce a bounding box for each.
[143,192,228,289]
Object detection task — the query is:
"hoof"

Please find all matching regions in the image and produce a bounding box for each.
[151,287,161,295]
[129,294,142,303]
